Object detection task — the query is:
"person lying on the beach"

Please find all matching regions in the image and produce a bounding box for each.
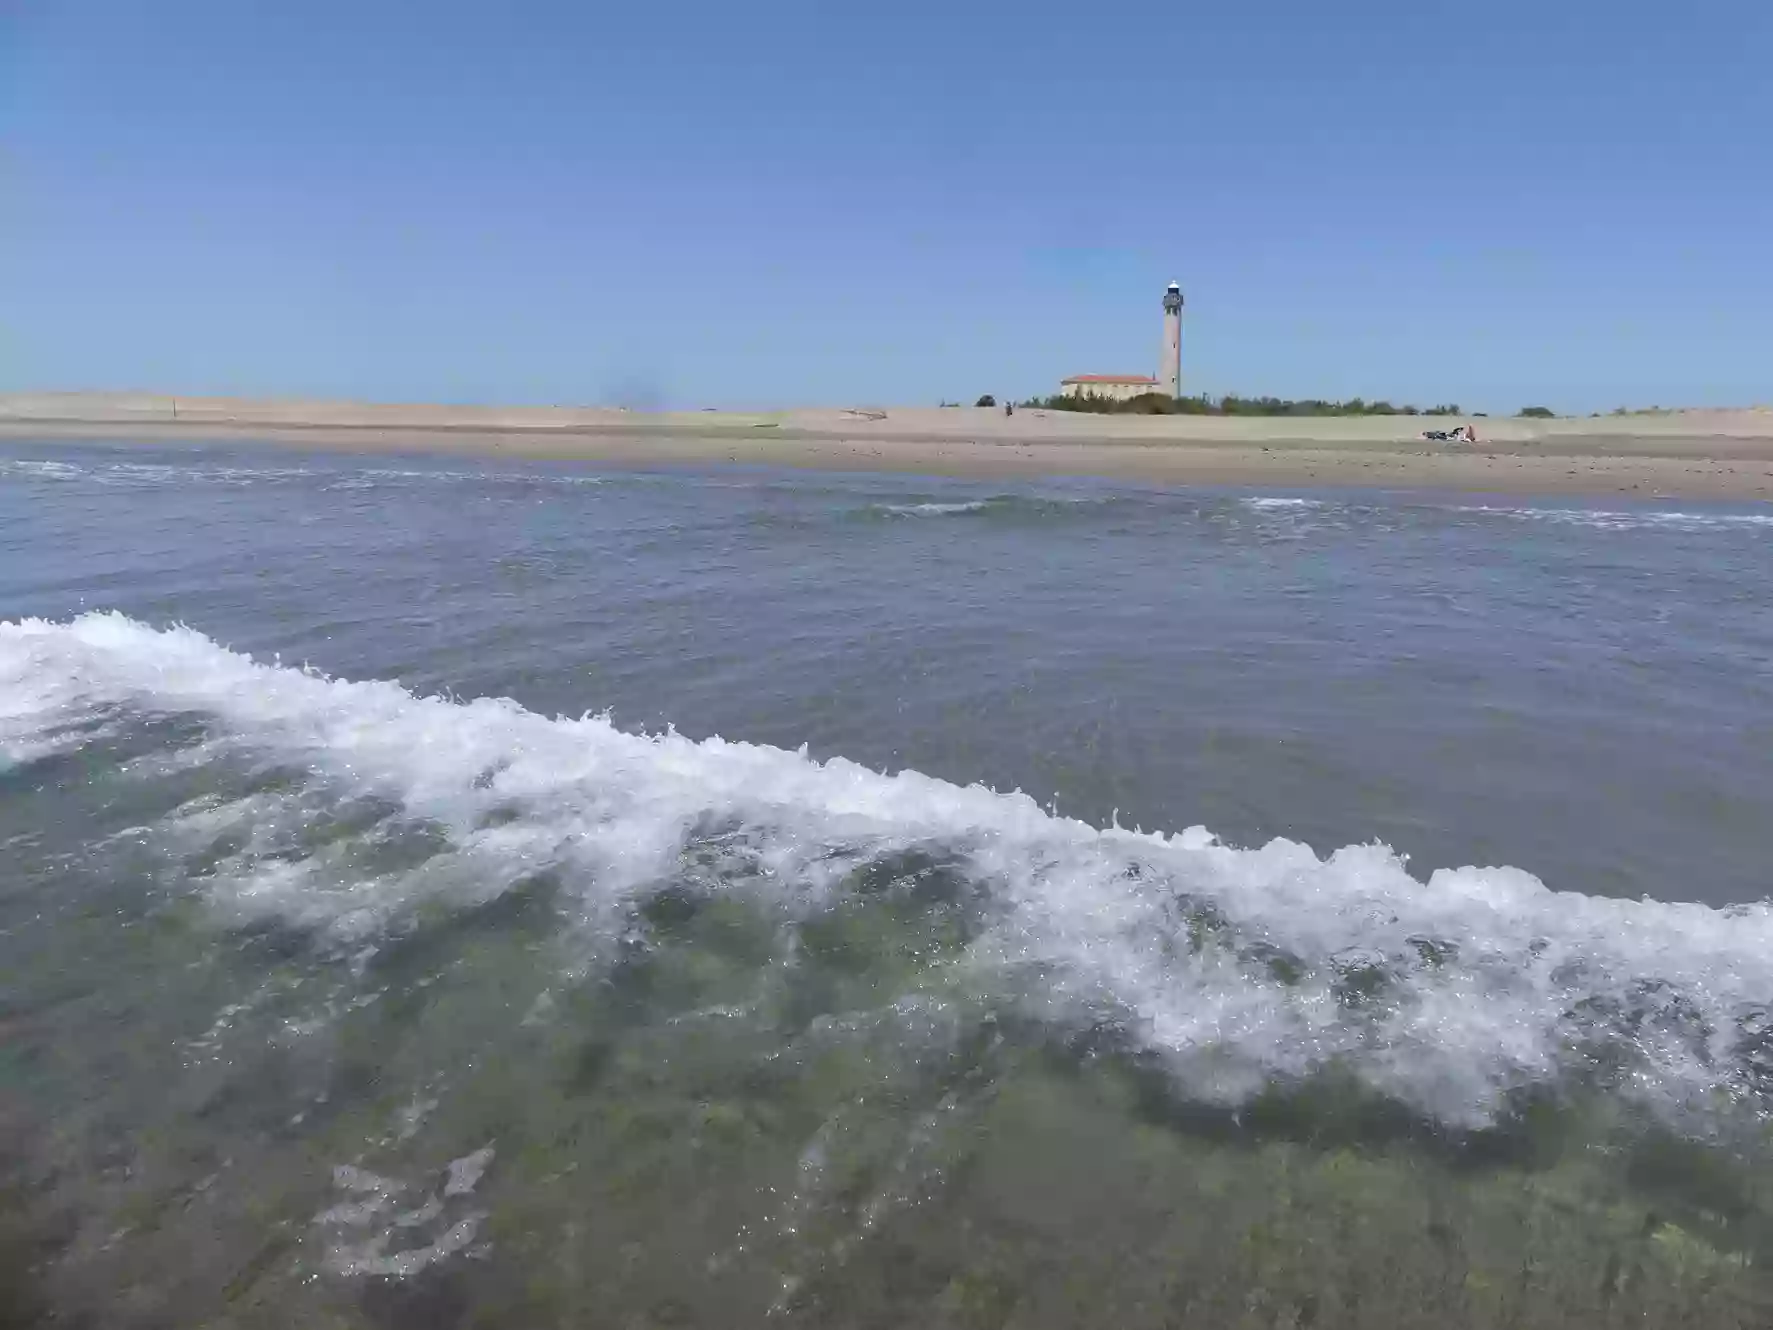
[1421,424,1478,443]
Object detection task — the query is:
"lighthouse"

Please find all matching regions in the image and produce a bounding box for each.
[1161,282,1184,397]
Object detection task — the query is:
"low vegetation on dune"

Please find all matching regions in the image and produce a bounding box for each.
[1012,394,1576,420]
[1018,393,1469,417]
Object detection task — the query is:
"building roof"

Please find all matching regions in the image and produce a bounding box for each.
[1061,374,1160,385]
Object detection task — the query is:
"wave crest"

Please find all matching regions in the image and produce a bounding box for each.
[5,611,1773,1130]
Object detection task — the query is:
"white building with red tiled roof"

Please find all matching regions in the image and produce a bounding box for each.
[1059,373,1163,403]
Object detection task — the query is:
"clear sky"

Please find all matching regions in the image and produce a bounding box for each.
[3,0,1769,413]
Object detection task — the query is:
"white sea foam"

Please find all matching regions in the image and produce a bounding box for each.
[0,631,119,766]
[0,458,89,481]
[868,494,1124,518]
[0,456,604,491]
[1238,494,1773,532]
[1452,504,1773,532]
[875,501,990,517]
[1241,497,1325,511]
[0,457,318,487]
[5,612,1773,1130]
[339,467,604,488]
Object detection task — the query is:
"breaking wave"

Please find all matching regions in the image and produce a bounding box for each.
[861,490,1773,534]
[1237,495,1773,531]
[0,455,604,492]
[1448,503,1773,532]
[1241,497,1325,511]
[860,493,1128,521]
[6,612,1773,1133]
[872,500,991,517]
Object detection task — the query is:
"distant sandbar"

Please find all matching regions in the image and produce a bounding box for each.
[5,393,1772,501]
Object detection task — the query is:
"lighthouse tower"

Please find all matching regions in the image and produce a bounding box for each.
[1161,282,1184,397]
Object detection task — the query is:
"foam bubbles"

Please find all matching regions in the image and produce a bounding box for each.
[0,455,606,493]
[1241,497,1325,511]
[874,501,990,517]
[1451,504,1773,532]
[862,494,1126,521]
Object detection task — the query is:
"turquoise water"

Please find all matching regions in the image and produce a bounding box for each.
[4,441,1773,1327]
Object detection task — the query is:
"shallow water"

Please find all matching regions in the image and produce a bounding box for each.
[4,440,1773,1327]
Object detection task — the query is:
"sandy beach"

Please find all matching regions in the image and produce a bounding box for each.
[5,392,1773,500]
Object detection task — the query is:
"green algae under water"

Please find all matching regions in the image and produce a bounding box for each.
[7,849,1773,1329]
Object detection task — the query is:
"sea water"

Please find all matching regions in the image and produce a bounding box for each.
[4,440,1773,1327]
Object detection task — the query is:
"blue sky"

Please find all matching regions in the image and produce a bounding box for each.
[4,0,1769,412]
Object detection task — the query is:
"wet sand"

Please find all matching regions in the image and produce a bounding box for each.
[6,393,1773,500]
